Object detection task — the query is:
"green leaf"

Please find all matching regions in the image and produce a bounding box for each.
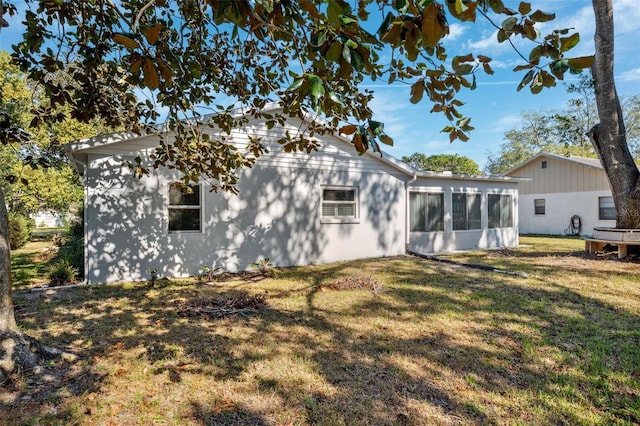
[502,17,517,32]
[286,78,304,92]
[326,41,342,62]
[368,120,384,135]
[560,33,580,52]
[378,12,393,36]
[307,75,325,100]
[351,50,365,71]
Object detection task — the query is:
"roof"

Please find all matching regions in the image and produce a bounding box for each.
[502,152,604,176]
[66,102,522,183]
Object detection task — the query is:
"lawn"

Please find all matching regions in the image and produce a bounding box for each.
[10,240,57,290]
[3,236,640,425]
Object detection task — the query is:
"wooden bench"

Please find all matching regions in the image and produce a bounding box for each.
[583,238,640,259]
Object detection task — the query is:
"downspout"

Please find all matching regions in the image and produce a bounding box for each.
[404,174,417,253]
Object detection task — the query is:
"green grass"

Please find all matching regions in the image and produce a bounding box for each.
[10,240,56,290]
[3,236,640,425]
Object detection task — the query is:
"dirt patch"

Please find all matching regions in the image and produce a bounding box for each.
[178,292,269,319]
[319,274,384,292]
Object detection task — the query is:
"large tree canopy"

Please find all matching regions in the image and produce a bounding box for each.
[7,0,593,191]
[402,152,482,174]
[485,77,640,174]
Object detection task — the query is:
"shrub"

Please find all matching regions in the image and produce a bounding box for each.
[48,259,79,286]
[8,212,34,249]
[50,208,84,283]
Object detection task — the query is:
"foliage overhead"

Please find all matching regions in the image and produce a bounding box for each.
[0,51,95,215]
[485,77,640,174]
[6,0,592,191]
[402,152,482,174]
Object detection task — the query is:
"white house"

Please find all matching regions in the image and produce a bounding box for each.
[503,153,618,235]
[67,105,523,284]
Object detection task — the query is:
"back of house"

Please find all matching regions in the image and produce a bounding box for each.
[67,105,521,284]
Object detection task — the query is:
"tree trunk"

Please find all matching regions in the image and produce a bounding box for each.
[589,0,640,229]
[0,185,18,333]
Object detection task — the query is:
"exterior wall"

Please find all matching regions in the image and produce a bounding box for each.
[506,154,614,235]
[408,178,519,254]
[82,117,409,284]
[518,190,615,235]
[511,156,610,195]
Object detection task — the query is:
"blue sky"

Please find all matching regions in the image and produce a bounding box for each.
[1,1,639,171]
[371,0,640,170]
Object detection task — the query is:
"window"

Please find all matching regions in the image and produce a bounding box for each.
[541,160,548,169]
[452,193,482,230]
[168,184,201,232]
[599,196,616,220]
[322,187,357,219]
[488,194,513,228]
[534,199,545,215]
[410,192,444,232]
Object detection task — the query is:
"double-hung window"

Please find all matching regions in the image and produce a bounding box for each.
[452,193,482,231]
[534,199,545,215]
[410,192,444,232]
[322,187,358,220]
[488,194,513,229]
[168,184,202,232]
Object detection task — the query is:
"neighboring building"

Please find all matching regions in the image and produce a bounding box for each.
[503,153,617,235]
[66,104,523,285]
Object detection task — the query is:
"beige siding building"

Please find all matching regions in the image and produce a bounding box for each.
[503,153,615,235]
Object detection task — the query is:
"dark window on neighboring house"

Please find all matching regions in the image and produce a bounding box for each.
[452,193,482,230]
[541,160,547,169]
[534,199,545,215]
[410,192,444,232]
[168,184,201,232]
[488,194,513,228]
[322,188,357,219]
[599,196,616,220]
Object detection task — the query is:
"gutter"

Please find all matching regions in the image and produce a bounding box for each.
[404,174,417,252]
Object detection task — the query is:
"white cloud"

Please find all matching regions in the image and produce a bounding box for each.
[619,67,640,82]
[447,23,467,41]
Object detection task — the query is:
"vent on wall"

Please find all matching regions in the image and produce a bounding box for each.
[541,160,547,169]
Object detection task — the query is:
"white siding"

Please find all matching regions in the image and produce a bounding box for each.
[83,126,408,284]
[518,191,615,235]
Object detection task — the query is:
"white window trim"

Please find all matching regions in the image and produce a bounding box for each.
[320,185,360,224]
[534,198,546,216]
[167,183,204,234]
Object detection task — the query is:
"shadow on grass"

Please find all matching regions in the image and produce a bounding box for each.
[3,253,639,424]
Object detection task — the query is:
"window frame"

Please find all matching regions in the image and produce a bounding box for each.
[598,196,616,221]
[409,191,444,233]
[452,192,482,231]
[320,186,359,224]
[534,198,546,215]
[167,183,203,234]
[488,193,514,229]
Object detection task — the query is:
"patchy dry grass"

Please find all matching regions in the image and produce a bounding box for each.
[3,236,640,425]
